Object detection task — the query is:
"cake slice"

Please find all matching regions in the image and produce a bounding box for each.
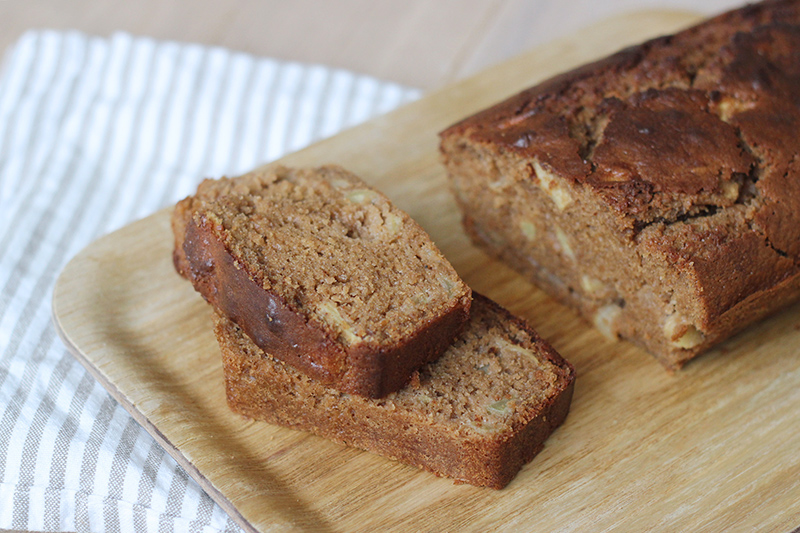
[173,165,471,397]
[215,294,575,489]
[440,0,800,369]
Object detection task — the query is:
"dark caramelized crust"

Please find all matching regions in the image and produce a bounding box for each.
[173,165,471,397]
[216,294,575,489]
[440,0,800,369]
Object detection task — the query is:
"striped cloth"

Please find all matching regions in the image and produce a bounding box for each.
[0,30,420,532]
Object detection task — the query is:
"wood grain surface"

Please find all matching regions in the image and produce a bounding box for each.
[52,12,800,532]
[3,0,744,90]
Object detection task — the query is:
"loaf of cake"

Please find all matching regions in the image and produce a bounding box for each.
[173,165,472,397]
[215,294,575,489]
[440,0,800,370]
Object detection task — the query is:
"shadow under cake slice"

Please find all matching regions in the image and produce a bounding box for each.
[173,165,471,397]
[215,293,575,489]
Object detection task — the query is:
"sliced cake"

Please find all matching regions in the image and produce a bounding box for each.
[215,294,575,489]
[173,165,472,397]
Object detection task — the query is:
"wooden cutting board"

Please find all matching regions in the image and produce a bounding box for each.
[52,11,800,532]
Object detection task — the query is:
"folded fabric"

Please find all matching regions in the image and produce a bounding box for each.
[0,29,419,533]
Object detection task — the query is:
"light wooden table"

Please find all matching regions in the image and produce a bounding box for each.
[5,0,743,90]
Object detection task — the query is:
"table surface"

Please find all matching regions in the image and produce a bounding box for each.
[5,0,744,90]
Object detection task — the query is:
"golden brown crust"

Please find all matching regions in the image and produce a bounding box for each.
[173,165,471,397]
[216,294,575,489]
[440,0,800,369]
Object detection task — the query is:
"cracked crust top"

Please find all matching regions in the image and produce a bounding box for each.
[441,0,800,260]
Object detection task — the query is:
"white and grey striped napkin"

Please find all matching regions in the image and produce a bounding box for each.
[0,30,420,532]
